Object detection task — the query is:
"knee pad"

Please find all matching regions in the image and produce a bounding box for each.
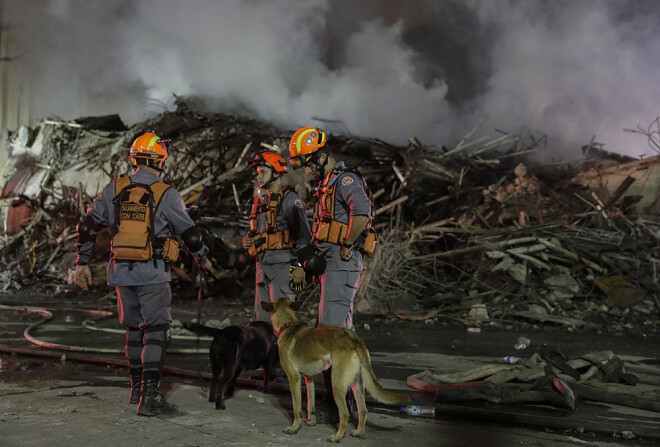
[125,327,143,368]
[142,324,171,371]
[143,324,171,349]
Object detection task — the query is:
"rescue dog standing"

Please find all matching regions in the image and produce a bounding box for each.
[184,321,279,409]
[261,298,411,443]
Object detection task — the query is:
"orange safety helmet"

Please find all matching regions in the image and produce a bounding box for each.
[288,127,326,169]
[130,131,169,162]
[249,151,288,174]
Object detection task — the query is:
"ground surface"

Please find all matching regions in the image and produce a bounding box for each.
[1,287,659,447]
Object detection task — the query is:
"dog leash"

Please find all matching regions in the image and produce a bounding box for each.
[201,267,255,323]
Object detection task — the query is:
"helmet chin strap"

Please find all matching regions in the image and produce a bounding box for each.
[131,157,164,172]
[260,171,280,189]
[310,151,327,180]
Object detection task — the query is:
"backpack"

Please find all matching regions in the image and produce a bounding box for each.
[111,176,179,264]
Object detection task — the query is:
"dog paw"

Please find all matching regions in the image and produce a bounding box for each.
[283,425,300,435]
[349,429,365,438]
[215,402,226,410]
[328,434,344,443]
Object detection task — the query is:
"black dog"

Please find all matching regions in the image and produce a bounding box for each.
[184,320,279,409]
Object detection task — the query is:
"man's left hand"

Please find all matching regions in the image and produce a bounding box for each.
[289,266,306,293]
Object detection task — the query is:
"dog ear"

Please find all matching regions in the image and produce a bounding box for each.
[290,300,304,311]
[261,301,275,312]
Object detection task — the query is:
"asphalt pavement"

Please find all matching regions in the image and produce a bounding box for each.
[1,291,659,447]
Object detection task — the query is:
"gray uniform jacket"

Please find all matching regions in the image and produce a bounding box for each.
[76,170,209,286]
[254,187,312,283]
[316,162,371,272]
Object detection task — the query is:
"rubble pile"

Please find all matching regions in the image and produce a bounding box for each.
[1,101,658,332]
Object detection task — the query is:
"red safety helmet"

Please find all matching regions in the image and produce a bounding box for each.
[130,131,169,162]
[249,151,288,174]
[288,127,326,170]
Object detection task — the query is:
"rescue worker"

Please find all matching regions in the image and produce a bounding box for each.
[288,127,376,331]
[289,127,377,422]
[242,151,312,321]
[73,131,212,417]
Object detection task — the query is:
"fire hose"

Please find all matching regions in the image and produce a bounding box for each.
[0,303,210,354]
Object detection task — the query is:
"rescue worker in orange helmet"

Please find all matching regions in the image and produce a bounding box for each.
[289,127,377,421]
[289,127,376,330]
[74,131,213,417]
[243,150,312,321]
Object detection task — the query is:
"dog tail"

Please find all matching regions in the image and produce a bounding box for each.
[357,341,411,405]
[183,322,223,337]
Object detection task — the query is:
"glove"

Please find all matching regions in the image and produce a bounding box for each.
[74,265,92,290]
[242,234,254,249]
[289,265,306,293]
[339,244,354,262]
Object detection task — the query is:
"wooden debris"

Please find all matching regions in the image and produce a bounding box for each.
[0,102,657,338]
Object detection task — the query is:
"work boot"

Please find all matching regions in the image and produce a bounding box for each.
[128,367,142,405]
[137,375,178,416]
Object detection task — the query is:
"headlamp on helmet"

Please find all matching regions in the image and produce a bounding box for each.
[288,127,326,170]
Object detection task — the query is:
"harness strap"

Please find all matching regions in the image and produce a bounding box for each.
[248,187,294,254]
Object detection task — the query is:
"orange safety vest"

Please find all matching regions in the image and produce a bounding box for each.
[111,176,179,264]
[312,168,377,254]
[247,186,294,257]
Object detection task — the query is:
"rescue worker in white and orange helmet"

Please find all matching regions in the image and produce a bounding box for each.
[74,131,213,417]
[289,127,378,421]
[289,127,376,330]
[243,150,312,321]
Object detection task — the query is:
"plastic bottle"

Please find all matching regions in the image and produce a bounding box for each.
[502,355,522,364]
[400,405,436,417]
[514,343,527,350]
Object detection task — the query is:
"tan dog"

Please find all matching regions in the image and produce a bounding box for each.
[261,298,411,443]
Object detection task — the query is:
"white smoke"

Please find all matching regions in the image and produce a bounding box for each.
[5,0,660,158]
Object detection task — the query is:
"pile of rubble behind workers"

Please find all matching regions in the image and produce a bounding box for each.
[1,99,658,333]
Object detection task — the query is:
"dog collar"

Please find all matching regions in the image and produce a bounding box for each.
[275,322,300,339]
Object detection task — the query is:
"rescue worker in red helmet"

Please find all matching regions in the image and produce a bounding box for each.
[74,131,213,417]
[289,127,377,421]
[243,150,312,321]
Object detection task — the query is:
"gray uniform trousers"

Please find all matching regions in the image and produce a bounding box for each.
[117,282,173,374]
[317,244,363,332]
[254,259,296,322]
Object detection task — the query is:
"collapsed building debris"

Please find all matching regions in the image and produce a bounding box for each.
[0,102,658,335]
[407,346,660,414]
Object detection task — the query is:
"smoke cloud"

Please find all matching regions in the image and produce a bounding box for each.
[5,0,660,158]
